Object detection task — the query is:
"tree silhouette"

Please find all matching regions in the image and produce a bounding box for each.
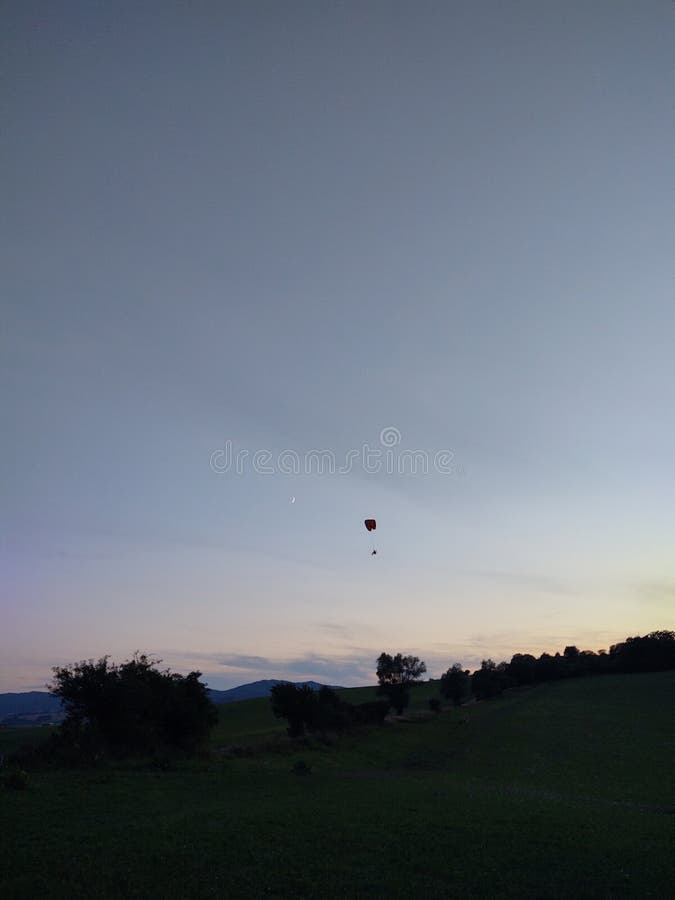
[471,659,503,700]
[376,652,426,714]
[270,682,316,737]
[49,653,217,757]
[439,663,470,706]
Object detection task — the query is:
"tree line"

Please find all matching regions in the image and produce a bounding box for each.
[7,629,672,766]
[464,629,675,699]
[435,629,675,703]
[270,630,675,732]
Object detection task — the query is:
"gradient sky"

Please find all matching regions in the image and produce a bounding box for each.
[3,1,674,693]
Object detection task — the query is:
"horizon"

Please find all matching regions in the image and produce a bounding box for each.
[3,2,674,694]
[2,629,667,697]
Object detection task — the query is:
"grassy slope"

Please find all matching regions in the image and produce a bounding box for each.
[209,679,440,748]
[1,672,674,899]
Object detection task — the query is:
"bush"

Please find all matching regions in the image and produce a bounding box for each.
[221,745,255,759]
[6,743,42,770]
[150,754,172,771]
[313,686,353,732]
[271,686,392,736]
[48,654,218,759]
[292,759,311,776]
[429,698,441,713]
[3,769,29,791]
[354,700,389,724]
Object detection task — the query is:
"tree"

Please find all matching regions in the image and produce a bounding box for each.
[535,652,563,682]
[578,650,599,676]
[270,684,354,736]
[49,653,217,757]
[508,653,536,685]
[496,661,517,691]
[609,631,675,673]
[439,663,470,706]
[376,652,426,715]
[471,659,503,700]
[270,682,316,737]
[314,686,352,732]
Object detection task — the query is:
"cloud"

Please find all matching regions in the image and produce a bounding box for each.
[156,646,380,688]
[314,622,356,639]
[462,570,574,595]
[279,652,375,685]
[154,647,377,687]
[426,626,623,669]
[213,652,378,683]
[220,650,379,686]
[217,654,273,670]
[313,621,377,642]
[152,623,630,694]
[635,580,675,612]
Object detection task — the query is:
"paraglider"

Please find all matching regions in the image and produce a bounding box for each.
[364,519,377,555]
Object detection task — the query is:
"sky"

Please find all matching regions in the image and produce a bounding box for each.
[2,1,674,693]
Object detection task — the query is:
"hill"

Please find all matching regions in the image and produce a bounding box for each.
[0,679,343,725]
[207,679,342,704]
[2,671,673,897]
[0,691,64,726]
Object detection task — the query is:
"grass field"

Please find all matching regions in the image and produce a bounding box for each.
[1,672,674,898]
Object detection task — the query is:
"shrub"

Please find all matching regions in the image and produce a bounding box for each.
[313,686,353,732]
[354,700,389,724]
[6,743,41,770]
[48,654,218,758]
[150,754,172,771]
[4,769,29,791]
[271,684,357,735]
[429,698,441,713]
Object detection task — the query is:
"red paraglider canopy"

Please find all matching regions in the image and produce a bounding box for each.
[364,519,376,531]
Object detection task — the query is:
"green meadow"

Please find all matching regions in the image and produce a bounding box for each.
[2,672,674,898]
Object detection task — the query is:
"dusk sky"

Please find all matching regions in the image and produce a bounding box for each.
[3,1,674,693]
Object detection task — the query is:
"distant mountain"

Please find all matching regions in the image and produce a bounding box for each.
[0,680,341,725]
[0,691,64,726]
[208,679,341,704]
